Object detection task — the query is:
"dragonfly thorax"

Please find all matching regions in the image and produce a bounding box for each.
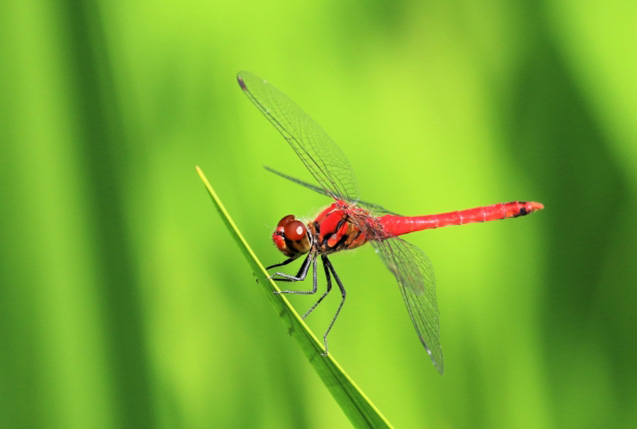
[272,214,312,258]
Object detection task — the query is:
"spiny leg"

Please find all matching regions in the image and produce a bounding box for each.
[266,257,296,271]
[269,253,312,283]
[272,253,319,295]
[301,256,334,320]
[320,255,346,356]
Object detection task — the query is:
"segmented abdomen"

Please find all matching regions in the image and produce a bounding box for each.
[379,201,544,237]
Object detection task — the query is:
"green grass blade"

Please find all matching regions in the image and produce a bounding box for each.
[196,166,392,429]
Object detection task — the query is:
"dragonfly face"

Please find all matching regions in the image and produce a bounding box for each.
[273,214,312,258]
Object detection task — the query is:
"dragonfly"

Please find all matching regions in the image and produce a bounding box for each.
[237,71,543,374]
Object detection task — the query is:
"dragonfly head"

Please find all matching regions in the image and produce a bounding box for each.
[273,214,311,258]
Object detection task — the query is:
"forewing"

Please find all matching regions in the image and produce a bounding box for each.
[264,166,398,215]
[264,166,333,199]
[238,71,359,202]
[370,238,444,374]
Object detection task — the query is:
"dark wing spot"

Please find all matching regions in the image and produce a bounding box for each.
[237,74,247,91]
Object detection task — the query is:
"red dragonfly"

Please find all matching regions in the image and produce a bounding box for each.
[237,71,543,374]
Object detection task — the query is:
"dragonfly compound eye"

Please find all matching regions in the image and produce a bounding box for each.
[284,220,306,241]
[285,220,311,254]
[272,215,310,257]
[277,214,295,227]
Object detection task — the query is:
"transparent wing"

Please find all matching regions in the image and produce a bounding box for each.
[370,237,444,374]
[238,71,359,202]
[264,166,398,215]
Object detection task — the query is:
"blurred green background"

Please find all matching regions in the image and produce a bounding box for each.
[2,1,636,427]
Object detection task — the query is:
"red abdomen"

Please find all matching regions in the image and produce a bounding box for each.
[379,201,544,237]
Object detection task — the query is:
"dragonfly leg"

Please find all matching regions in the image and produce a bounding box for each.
[269,253,311,282]
[320,255,346,356]
[272,254,319,295]
[266,257,296,271]
[301,258,333,320]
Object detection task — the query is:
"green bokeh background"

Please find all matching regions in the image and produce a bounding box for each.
[2,1,636,428]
